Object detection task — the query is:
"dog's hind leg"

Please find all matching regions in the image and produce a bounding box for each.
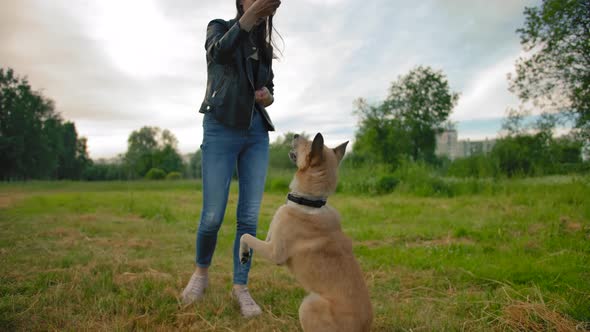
[299,293,339,332]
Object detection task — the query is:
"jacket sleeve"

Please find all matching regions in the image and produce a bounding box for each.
[205,19,248,64]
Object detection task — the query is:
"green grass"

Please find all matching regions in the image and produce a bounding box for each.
[1,178,589,331]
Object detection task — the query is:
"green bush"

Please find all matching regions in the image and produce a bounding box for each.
[338,160,454,196]
[338,163,393,195]
[447,155,498,178]
[267,178,290,192]
[430,177,452,196]
[392,161,436,196]
[145,168,166,180]
[376,175,399,194]
[165,171,182,180]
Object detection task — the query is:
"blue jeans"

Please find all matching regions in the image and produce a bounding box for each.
[196,110,269,285]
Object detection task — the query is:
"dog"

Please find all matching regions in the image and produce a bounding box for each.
[240,133,373,332]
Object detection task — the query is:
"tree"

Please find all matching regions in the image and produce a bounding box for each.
[187,150,202,179]
[354,66,459,164]
[0,67,90,180]
[353,99,411,165]
[41,116,64,178]
[155,129,183,174]
[161,129,178,149]
[154,145,183,174]
[124,126,184,178]
[125,126,160,178]
[83,156,126,181]
[1,68,55,179]
[509,0,590,139]
[501,107,529,137]
[58,122,90,179]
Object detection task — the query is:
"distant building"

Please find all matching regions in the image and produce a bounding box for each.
[435,130,496,160]
[436,130,460,159]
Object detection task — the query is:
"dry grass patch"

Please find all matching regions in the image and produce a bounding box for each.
[43,227,83,239]
[356,234,475,248]
[560,216,586,232]
[0,193,25,209]
[466,280,590,332]
[527,223,545,235]
[114,268,173,285]
[76,213,145,223]
[42,227,86,247]
[89,237,155,249]
[355,239,395,248]
[404,236,475,248]
[499,301,583,332]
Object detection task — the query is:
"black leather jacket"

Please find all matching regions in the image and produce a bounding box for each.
[198,18,275,131]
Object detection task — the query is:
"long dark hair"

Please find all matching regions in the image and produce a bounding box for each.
[235,0,282,63]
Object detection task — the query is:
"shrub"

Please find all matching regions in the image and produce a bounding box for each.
[338,163,393,195]
[447,155,499,178]
[166,171,182,180]
[145,168,166,180]
[267,178,290,192]
[376,175,399,194]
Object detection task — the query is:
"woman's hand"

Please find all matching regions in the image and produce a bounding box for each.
[240,0,281,31]
[255,87,273,107]
[248,0,281,19]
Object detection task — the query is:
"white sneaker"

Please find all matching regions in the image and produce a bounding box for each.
[232,287,262,318]
[181,272,208,305]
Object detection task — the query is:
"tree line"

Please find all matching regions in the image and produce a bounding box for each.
[83,127,186,181]
[82,130,302,181]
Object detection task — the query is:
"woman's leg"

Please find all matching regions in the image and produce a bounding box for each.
[230,119,269,317]
[183,117,241,304]
[233,115,270,286]
[196,115,243,269]
[195,148,236,269]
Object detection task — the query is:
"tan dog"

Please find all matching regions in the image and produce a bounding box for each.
[240,133,372,332]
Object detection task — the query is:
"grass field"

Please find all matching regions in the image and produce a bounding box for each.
[1,177,589,331]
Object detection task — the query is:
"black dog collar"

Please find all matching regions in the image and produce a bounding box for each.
[287,193,327,208]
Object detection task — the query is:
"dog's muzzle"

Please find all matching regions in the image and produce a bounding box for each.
[289,150,297,163]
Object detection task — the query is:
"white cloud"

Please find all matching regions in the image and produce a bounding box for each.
[451,53,521,121]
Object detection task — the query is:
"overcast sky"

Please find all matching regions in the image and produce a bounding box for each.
[1,0,540,159]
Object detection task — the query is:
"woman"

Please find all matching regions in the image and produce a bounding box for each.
[181,0,282,318]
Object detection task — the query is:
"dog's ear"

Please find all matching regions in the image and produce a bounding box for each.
[309,133,324,166]
[333,141,348,163]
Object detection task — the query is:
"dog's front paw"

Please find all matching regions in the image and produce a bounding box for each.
[240,249,251,265]
[240,236,251,264]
